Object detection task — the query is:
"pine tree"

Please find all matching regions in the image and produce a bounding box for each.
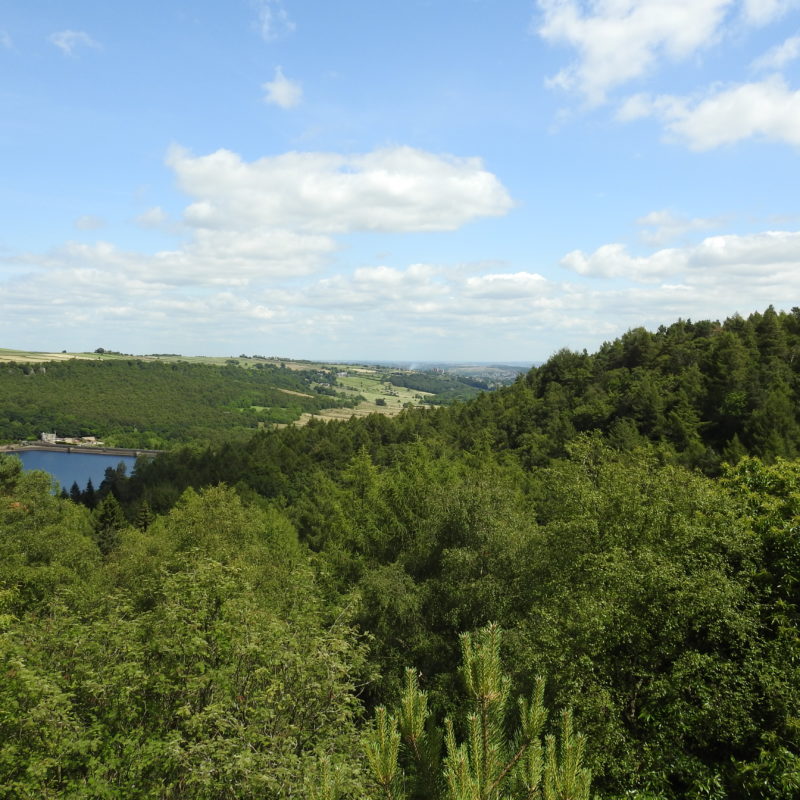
[366,706,402,800]
[366,623,591,800]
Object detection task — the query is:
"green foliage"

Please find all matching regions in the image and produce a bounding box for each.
[0,474,369,798]
[365,623,590,800]
[1,561,369,798]
[291,437,798,798]
[0,358,358,446]
[508,440,771,795]
[134,499,154,530]
[0,455,101,614]
[367,705,403,799]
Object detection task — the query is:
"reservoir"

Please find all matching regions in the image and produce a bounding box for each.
[14,449,139,493]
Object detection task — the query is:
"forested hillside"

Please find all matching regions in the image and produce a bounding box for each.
[387,370,484,404]
[4,307,800,798]
[0,359,358,447]
[454,304,800,472]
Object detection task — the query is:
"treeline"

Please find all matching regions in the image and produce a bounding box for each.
[4,306,800,797]
[458,305,800,471]
[0,359,358,447]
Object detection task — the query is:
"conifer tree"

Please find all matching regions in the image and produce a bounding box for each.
[366,623,591,800]
[134,499,155,530]
[93,493,126,555]
[83,477,97,510]
[366,706,402,800]
[69,480,82,503]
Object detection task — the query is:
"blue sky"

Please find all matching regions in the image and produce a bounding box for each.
[1,0,799,361]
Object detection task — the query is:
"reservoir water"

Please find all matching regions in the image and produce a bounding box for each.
[14,449,139,493]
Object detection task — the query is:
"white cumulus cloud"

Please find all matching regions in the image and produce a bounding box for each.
[167,145,513,234]
[5,144,512,296]
[618,76,800,149]
[7,223,800,360]
[464,272,550,299]
[43,228,335,287]
[561,242,685,280]
[561,229,800,284]
[263,66,303,108]
[537,0,733,105]
[299,264,448,310]
[153,227,336,283]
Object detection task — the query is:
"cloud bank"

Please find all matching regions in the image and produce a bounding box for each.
[6,216,800,358]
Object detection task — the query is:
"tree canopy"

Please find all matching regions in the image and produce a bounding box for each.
[4,307,800,798]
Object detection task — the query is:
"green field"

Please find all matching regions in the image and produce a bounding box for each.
[337,371,429,405]
[285,369,435,424]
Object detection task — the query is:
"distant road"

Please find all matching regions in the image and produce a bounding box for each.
[0,443,163,457]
